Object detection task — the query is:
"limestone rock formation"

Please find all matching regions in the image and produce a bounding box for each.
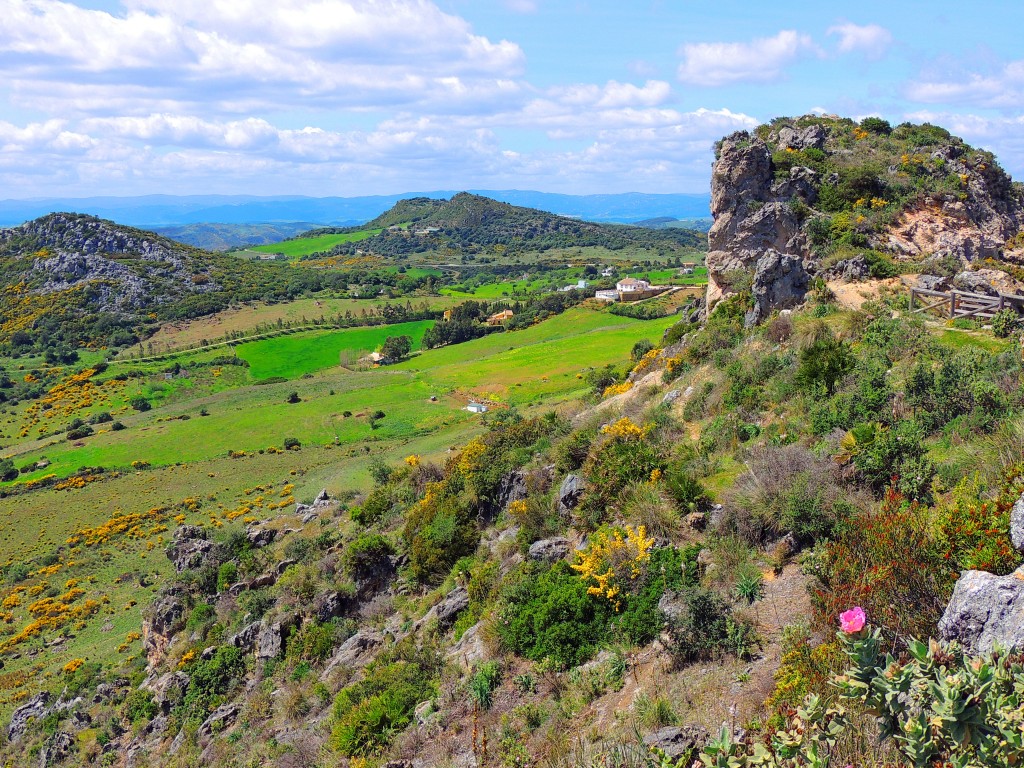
[938,565,1024,653]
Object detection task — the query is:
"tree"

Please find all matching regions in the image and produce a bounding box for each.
[0,459,18,482]
[286,392,300,404]
[130,396,151,412]
[379,335,412,362]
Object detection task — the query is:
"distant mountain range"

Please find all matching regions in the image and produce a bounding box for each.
[0,191,711,229]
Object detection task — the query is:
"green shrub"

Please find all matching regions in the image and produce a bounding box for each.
[665,587,754,665]
[216,562,237,592]
[0,459,18,482]
[992,308,1018,338]
[554,428,596,474]
[286,391,300,404]
[122,689,158,725]
[330,642,439,757]
[283,437,300,450]
[497,562,612,668]
[344,534,393,578]
[129,397,151,412]
[186,603,215,631]
[469,661,502,710]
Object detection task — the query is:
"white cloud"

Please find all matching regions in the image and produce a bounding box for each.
[827,22,892,60]
[906,60,1024,109]
[677,30,819,87]
[504,0,537,13]
[0,0,525,115]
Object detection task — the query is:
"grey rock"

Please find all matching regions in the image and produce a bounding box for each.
[197,703,238,741]
[142,592,186,665]
[662,389,682,405]
[528,537,571,562]
[414,700,436,726]
[248,572,277,589]
[558,474,586,513]
[322,629,384,676]
[301,512,318,524]
[1011,492,1024,553]
[315,590,354,623]
[821,255,870,283]
[275,559,298,575]
[8,691,50,742]
[228,621,261,652]
[491,470,528,518]
[314,488,331,505]
[245,526,276,549]
[745,250,810,326]
[39,731,74,767]
[422,586,469,630]
[657,591,690,622]
[166,526,214,572]
[149,671,189,714]
[448,622,486,667]
[642,724,710,759]
[938,565,1024,653]
[257,621,287,660]
[777,124,826,152]
[914,273,951,292]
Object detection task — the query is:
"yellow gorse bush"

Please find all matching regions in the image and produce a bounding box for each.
[600,417,651,441]
[571,524,655,610]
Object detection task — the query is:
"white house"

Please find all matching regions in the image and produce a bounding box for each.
[616,277,650,293]
[594,289,619,302]
[467,402,488,414]
[601,267,615,277]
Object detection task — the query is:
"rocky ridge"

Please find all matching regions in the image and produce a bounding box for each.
[705,117,1024,322]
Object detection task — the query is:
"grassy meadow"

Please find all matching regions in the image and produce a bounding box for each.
[235,320,435,379]
[249,229,381,258]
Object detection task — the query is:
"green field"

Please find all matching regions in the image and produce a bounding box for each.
[250,229,381,258]
[235,320,435,379]
[3,308,674,490]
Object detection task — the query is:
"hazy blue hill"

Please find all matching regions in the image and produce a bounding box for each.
[0,190,711,228]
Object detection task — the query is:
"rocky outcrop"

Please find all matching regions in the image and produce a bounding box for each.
[557,475,586,514]
[953,268,1024,296]
[528,537,571,562]
[142,591,187,667]
[8,691,51,742]
[419,586,469,630]
[746,250,810,326]
[0,213,220,313]
[938,565,1024,653]
[166,526,215,572]
[705,132,811,318]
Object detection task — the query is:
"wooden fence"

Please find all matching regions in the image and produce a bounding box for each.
[908,288,1024,321]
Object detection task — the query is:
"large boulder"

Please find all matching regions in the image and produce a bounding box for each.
[1011,492,1024,553]
[322,629,384,677]
[148,671,190,714]
[938,565,1024,653]
[557,475,586,513]
[420,586,469,630]
[745,250,810,326]
[39,731,74,767]
[166,526,215,572]
[8,691,50,742]
[776,124,826,152]
[257,621,288,660]
[245,526,276,549]
[528,537,571,563]
[228,621,261,653]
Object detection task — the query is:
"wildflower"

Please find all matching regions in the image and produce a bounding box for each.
[839,606,866,634]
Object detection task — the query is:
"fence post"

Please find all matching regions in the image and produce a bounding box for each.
[950,291,956,319]
[999,294,1005,311]
[909,289,915,312]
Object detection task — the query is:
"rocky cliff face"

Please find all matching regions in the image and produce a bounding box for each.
[704,117,1024,321]
[0,213,218,313]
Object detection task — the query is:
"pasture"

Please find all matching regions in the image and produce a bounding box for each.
[235,320,435,379]
[249,229,381,258]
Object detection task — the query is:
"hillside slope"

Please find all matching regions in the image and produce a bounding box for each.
[326,192,705,257]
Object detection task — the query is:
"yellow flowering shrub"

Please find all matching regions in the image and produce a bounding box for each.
[571,525,655,610]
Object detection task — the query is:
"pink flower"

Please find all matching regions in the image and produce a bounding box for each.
[840,607,866,634]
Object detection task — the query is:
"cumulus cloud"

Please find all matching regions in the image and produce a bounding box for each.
[906,59,1024,109]
[827,22,892,60]
[0,0,525,115]
[677,30,820,87]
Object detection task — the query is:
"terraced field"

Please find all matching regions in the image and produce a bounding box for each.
[249,229,381,258]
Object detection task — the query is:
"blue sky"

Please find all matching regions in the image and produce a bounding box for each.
[0,0,1022,197]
